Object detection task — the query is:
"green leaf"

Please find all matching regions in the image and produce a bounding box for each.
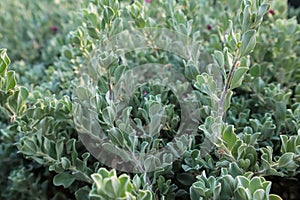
[242,5,251,33]
[253,189,266,200]
[102,106,116,125]
[63,48,73,59]
[61,157,71,169]
[256,4,270,24]
[87,26,100,39]
[223,91,233,113]
[223,125,237,150]
[236,187,251,200]
[108,127,125,147]
[53,172,76,188]
[75,186,90,200]
[72,36,82,45]
[240,30,256,56]
[109,18,123,36]
[103,6,115,24]
[0,49,11,76]
[195,73,217,95]
[214,50,224,68]
[88,12,99,27]
[249,64,260,77]
[56,139,64,160]
[144,156,160,172]
[137,190,154,200]
[114,64,127,84]
[184,64,200,80]
[19,138,38,156]
[133,175,141,189]
[237,176,249,188]
[230,67,248,89]
[269,194,283,200]
[249,177,263,193]
[274,102,286,122]
[91,173,103,189]
[5,71,16,92]
[118,175,134,195]
[278,153,298,170]
[75,86,92,100]
[103,176,119,198]
[224,48,233,68]
[19,86,29,100]
[228,162,243,177]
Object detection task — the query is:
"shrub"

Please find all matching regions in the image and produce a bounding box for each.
[0,0,299,199]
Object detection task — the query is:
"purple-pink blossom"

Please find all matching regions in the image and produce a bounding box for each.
[206,24,212,30]
[50,26,58,34]
[268,9,275,15]
[145,0,151,3]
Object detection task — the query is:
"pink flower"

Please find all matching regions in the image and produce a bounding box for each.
[145,0,151,3]
[143,91,148,96]
[206,24,212,30]
[50,26,58,34]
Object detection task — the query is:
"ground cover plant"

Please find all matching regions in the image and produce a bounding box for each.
[0,0,299,199]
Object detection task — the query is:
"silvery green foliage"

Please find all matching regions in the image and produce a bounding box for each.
[0,0,82,65]
[90,168,154,199]
[0,0,299,199]
[190,167,283,200]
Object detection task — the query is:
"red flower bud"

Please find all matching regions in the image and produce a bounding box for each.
[50,26,58,34]
[206,24,212,30]
[268,9,275,15]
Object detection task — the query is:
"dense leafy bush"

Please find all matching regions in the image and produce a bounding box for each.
[0,0,299,199]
